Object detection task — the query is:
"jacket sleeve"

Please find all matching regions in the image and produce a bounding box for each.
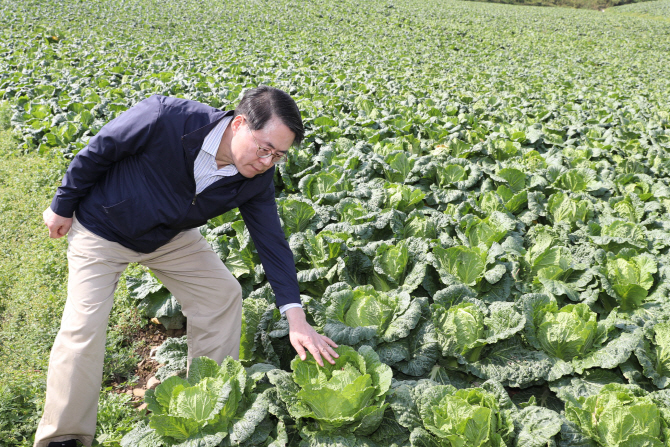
[50,95,162,217]
[239,177,301,308]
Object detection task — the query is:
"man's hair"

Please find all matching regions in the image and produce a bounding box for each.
[233,86,304,146]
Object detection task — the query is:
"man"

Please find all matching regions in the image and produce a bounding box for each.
[36,86,339,447]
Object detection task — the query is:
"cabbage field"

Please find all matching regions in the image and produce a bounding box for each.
[2,0,670,445]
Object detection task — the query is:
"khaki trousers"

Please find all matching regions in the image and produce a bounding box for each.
[34,218,243,447]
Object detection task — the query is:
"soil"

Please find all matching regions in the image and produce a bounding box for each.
[110,321,186,405]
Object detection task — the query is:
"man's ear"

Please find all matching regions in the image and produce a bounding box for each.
[231,114,245,133]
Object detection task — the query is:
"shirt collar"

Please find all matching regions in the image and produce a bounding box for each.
[201,115,232,157]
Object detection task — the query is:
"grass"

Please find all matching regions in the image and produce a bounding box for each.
[0,101,148,445]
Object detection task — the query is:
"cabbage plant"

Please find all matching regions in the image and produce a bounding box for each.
[535,303,601,361]
[430,290,524,363]
[320,283,423,348]
[522,228,596,302]
[524,295,609,361]
[295,229,345,295]
[389,380,515,447]
[547,192,593,228]
[565,383,670,447]
[299,167,352,204]
[604,250,657,311]
[121,357,273,447]
[370,238,429,293]
[383,182,426,213]
[268,345,392,436]
[432,245,488,287]
[456,212,514,249]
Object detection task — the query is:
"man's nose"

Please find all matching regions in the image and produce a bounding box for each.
[260,156,274,166]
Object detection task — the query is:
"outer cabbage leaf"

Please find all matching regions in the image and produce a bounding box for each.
[634,322,670,389]
[153,336,188,381]
[464,337,574,388]
[127,272,185,329]
[277,197,317,237]
[514,406,563,447]
[387,318,440,377]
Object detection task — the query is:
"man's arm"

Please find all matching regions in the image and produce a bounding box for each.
[239,180,339,366]
[238,179,301,308]
[49,95,162,219]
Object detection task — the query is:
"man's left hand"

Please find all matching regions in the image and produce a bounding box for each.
[285,307,339,367]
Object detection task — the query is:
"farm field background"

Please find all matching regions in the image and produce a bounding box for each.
[1,0,670,445]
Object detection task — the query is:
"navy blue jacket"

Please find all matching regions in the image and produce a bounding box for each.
[50,95,300,307]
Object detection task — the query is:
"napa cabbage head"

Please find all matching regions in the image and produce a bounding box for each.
[414,383,515,447]
[565,383,670,447]
[322,283,423,347]
[431,295,524,363]
[287,345,392,434]
[432,302,486,361]
[524,295,608,361]
[371,238,428,293]
[536,303,602,361]
[384,182,426,213]
[605,250,657,311]
[432,245,488,287]
[458,212,513,249]
[547,192,593,228]
[142,357,247,443]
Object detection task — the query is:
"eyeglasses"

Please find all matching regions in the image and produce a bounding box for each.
[248,126,288,164]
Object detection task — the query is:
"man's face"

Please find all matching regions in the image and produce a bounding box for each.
[230,115,295,178]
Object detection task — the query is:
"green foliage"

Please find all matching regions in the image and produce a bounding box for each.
[389,380,516,447]
[103,330,141,385]
[0,377,45,446]
[526,300,605,361]
[96,390,146,446]
[126,272,185,330]
[547,192,593,228]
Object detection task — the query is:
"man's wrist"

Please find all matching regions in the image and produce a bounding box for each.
[284,306,306,325]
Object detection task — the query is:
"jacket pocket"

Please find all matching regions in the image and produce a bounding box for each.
[102,198,153,240]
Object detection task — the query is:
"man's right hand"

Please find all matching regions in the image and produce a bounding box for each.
[43,207,73,238]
